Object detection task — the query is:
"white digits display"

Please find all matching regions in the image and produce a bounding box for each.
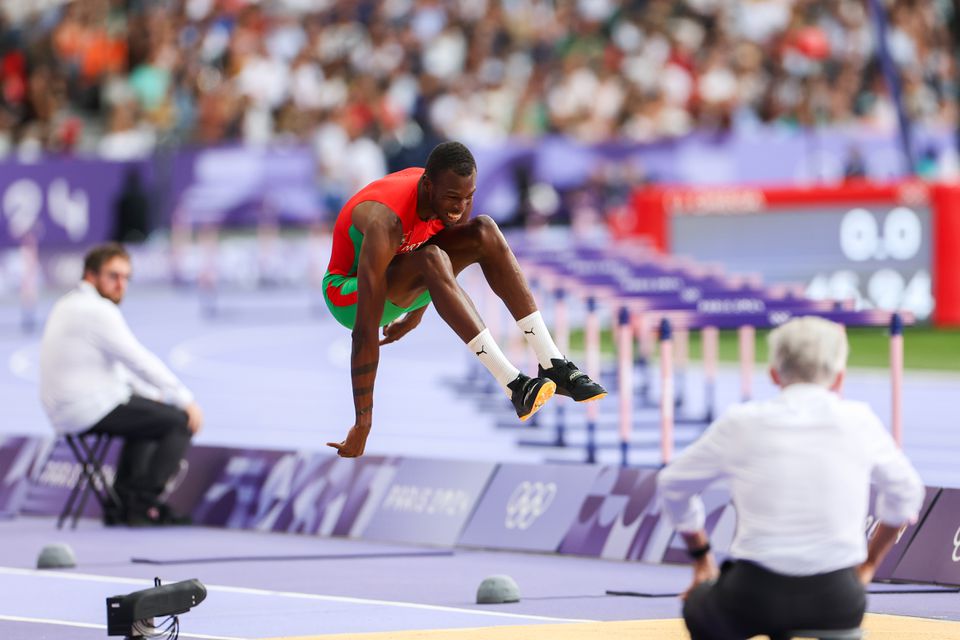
[824,206,931,318]
[884,207,923,260]
[840,207,923,262]
[815,270,866,308]
[867,269,905,311]
[840,208,879,262]
[808,270,933,319]
[3,179,43,239]
[2,177,92,242]
[901,270,934,318]
[48,178,90,241]
[953,526,960,562]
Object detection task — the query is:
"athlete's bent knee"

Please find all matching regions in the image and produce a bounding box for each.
[419,244,454,281]
[471,214,499,235]
[470,215,506,249]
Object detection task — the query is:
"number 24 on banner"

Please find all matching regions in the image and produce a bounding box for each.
[2,178,90,241]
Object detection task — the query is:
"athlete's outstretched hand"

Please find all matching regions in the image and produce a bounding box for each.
[380,306,426,345]
[327,423,370,458]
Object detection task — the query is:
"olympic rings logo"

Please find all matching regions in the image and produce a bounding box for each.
[952,526,960,563]
[504,481,557,530]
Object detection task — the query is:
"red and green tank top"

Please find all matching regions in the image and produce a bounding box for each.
[326,168,446,277]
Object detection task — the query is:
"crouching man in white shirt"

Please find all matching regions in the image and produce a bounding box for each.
[40,243,204,526]
[657,316,924,640]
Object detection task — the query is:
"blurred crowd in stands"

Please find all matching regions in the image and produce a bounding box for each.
[0,0,956,189]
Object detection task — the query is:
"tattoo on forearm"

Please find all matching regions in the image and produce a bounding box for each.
[354,386,373,396]
[357,404,372,415]
[352,363,377,376]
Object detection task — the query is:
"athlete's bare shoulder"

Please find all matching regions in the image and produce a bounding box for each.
[352,201,400,229]
[352,201,403,252]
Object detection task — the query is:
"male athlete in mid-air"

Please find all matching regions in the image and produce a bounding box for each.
[323,141,606,458]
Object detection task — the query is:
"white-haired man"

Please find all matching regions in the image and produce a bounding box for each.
[657,316,924,640]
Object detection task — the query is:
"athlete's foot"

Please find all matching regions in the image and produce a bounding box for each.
[507,373,556,421]
[538,358,607,402]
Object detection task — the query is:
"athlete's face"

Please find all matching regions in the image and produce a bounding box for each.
[426,168,476,227]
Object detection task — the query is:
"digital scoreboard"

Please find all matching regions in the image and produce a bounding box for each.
[616,181,960,326]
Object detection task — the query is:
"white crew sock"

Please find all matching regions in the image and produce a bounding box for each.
[468,328,521,393]
[516,311,563,369]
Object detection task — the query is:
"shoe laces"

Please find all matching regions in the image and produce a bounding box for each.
[558,360,588,385]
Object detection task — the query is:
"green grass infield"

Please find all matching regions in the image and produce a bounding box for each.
[567,325,960,372]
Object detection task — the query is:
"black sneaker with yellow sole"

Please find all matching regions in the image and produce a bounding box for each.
[507,373,556,421]
[538,358,607,402]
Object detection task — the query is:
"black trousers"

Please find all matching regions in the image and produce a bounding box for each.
[87,395,192,515]
[684,560,866,640]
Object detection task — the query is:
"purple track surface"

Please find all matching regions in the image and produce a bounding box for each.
[1,516,958,640]
[0,280,958,638]
[1,282,957,483]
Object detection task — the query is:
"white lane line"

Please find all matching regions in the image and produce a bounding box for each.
[0,567,596,624]
[202,584,594,623]
[0,566,149,586]
[0,614,248,640]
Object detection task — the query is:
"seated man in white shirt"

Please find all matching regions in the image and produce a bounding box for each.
[657,316,924,640]
[39,243,204,526]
